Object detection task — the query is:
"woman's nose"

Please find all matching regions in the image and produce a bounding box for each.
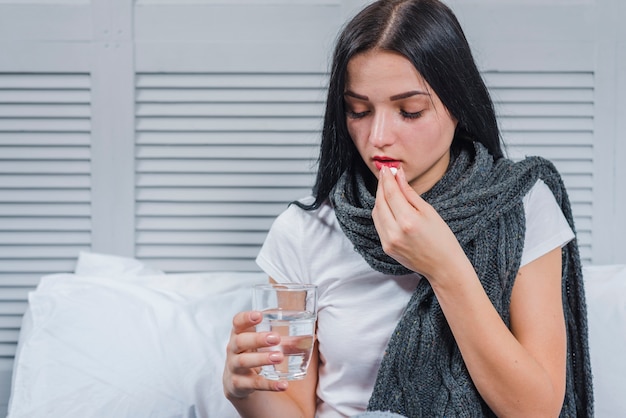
[368,111,394,148]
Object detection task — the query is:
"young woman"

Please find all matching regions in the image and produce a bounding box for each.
[223,1,593,417]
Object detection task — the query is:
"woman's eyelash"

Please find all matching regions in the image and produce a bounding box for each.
[346,109,422,119]
[401,110,422,119]
[346,110,369,119]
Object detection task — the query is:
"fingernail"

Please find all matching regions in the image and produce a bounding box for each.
[390,167,398,176]
[250,311,261,321]
[269,352,282,363]
[276,381,288,390]
[266,334,280,344]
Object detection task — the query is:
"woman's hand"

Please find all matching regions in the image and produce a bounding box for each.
[223,310,289,400]
[372,166,471,281]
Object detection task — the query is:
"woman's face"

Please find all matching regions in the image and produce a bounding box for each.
[344,50,458,195]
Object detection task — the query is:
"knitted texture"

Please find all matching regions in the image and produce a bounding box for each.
[330,143,593,417]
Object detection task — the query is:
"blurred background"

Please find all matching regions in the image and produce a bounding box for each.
[0,0,624,413]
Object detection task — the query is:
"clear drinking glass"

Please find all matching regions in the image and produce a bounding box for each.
[253,283,318,380]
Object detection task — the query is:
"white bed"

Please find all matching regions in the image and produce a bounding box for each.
[3,253,625,417]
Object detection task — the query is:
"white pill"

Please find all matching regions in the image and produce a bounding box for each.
[390,167,398,176]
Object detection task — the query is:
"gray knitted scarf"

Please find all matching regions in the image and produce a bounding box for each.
[330,143,593,417]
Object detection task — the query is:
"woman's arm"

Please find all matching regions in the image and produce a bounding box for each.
[430,247,566,417]
[373,166,566,417]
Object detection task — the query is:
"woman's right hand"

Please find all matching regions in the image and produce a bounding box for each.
[223,310,289,400]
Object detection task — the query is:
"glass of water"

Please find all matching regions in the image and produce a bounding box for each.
[253,283,317,381]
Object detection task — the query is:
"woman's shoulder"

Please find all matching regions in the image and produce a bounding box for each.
[523,179,551,206]
[521,179,574,266]
[273,197,336,228]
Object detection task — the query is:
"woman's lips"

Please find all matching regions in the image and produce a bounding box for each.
[373,158,400,171]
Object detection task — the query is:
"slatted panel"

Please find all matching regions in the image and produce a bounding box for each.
[135,72,325,272]
[487,71,594,263]
[0,72,92,360]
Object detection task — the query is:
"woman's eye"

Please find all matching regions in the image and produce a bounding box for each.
[401,110,422,119]
[346,109,369,119]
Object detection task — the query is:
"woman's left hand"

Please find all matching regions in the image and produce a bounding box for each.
[371,166,470,281]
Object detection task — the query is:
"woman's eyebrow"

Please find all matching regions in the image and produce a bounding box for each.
[389,90,430,101]
[343,90,430,101]
[344,90,368,100]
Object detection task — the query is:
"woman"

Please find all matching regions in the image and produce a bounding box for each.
[223,1,593,417]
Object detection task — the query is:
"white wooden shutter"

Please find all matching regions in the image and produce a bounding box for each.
[486,71,594,263]
[133,0,350,272]
[135,72,325,271]
[0,72,92,277]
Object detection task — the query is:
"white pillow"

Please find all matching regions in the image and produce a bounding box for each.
[74,251,166,277]
[8,268,267,418]
[583,264,626,417]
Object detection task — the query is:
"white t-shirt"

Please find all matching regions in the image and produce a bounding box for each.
[256,179,574,418]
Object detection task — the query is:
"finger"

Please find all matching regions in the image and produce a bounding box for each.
[377,166,414,220]
[230,349,285,373]
[251,375,289,393]
[374,166,391,215]
[373,166,397,232]
[230,328,282,355]
[232,310,263,334]
[229,372,289,397]
[225,364,289,399]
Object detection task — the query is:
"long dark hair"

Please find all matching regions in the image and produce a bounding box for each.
[297,0,503,210]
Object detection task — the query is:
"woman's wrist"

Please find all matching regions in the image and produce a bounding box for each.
[426,256,478,293]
